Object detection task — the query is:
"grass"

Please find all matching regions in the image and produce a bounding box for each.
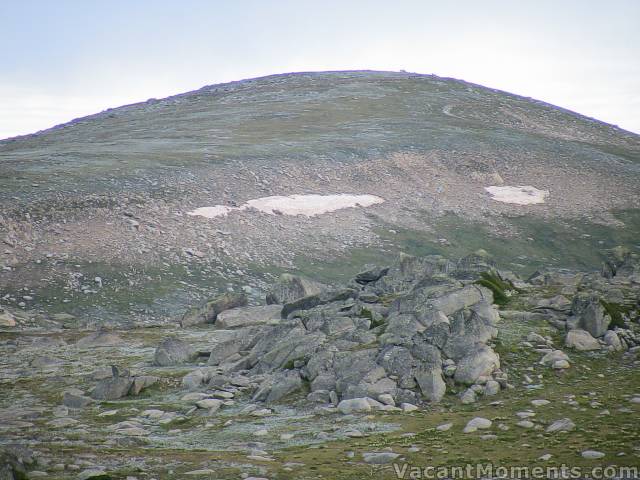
[601,300,633,330]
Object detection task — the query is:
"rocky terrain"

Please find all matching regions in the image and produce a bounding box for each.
[1,247,640,479]
[1,71,640,478]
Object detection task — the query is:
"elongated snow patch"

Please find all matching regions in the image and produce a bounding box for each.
[484,186,549,205]
[188,194,385,218]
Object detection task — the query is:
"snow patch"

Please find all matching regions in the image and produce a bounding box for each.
[188,194,385,219]
[484,186,549,205]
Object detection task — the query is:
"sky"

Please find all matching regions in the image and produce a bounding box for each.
[0,0,639,140]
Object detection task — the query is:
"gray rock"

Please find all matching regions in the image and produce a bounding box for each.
[195,399,223,411]
[463,417,492,433]
[546,418,576,433]
[215,305,282,329]
[91,375,133,400]
[565,329,600,351]
[570,294,610,338]
[182,369,206,390]
[181,292,247,327]
[266,273,326,304]
[281,288,357,318]
[415,368,446,402]
[429,285,493,316]
[540,350,570,367]
[337,398,372,414]
[581,450,605,459]
[460,388,477,404]
[362,452,400,464]
[603,331,623,351]
[484,380,500,396]
[253,370,303,403]
[355,266,389,284]
[153,337,197,366]
[454,345,500,384]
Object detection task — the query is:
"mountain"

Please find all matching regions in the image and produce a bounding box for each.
[0,70,639,323]
[2,71,640,478]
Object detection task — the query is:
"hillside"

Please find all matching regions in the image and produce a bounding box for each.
[0,70,639,324]
[2,71,640,479]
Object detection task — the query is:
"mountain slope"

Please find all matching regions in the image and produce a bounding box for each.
[0,71,639,324]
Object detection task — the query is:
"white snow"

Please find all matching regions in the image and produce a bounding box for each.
[484,185,549,205]
[187,205,237,218]
[187,194,385,219]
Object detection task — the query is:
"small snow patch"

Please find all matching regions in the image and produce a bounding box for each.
[188,194,384,219]
[485,185,549,205]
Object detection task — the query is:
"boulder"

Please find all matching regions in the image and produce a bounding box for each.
[414,368,446,402]
[454,345,500,385]
[429,285,493,316]
[181,292,247,327]
[337,398,372,414]
[248,323,326,373]
[91,374,134,400]
[565,329,600,351]
[569,294,610,338]
[266,274,326,304]
[603,330,623,351]
[207,330,259,366]
[463,417,492,433]
[540,350,570,367]
[280,288,357,318]
[355,266,390,285]
[546,418,576,433]
[253,370,303,403]
[460,388,477,404]
[484,380,500,396]
[153,337,197,366]
[215,305,282,329]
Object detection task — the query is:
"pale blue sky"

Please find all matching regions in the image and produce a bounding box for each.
[1,0,638,139]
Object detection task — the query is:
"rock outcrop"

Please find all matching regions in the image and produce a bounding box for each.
[185,253,507,407]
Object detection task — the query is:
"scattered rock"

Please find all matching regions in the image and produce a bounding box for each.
[362,452,400,464]
[581,450,605,459]
[337,398,372,414]
[546,418,576,433]
[463,417,492,433]
[565,329,600,351]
